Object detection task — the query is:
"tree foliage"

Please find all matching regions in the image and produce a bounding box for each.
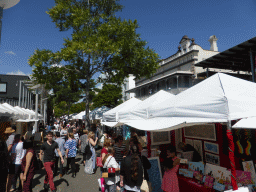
[29,0,160,128]
[91,84,123,110]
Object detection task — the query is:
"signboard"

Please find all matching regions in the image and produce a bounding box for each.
[148,157,163,192]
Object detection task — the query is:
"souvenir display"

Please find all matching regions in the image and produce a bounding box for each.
[179,169,194,178]
[204,175,215,188]
[188,162,204,174]
[213,182,226,191]
[243,161,256,184]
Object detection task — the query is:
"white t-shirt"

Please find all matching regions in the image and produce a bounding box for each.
[103,156,120,185]
[11,142,26,164]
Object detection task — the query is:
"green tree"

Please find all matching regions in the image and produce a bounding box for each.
[70,102,86,114]
[91,84,123,109]
[54,101,68,118]
[29,0,160,129]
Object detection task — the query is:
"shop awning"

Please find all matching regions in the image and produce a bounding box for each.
[195,37,256,72]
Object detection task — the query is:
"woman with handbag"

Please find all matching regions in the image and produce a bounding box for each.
[98,138,111,173]
[84,131,98,174]
[102,147,120,192]
[120,144,143,192]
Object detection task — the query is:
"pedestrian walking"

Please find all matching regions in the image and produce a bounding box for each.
[79,130,88,165]
[40,131,64,192]
[102,146,120,192]
[0,130,10,192]
[54,132,65,178]
[87,131,98,172]
[7,134,26,192]
[60,126,68,141]
[114,135,126,164]
[65,133,77,178]
[20,140,37,192]
[120,144,143,192]
[5,126,16,152]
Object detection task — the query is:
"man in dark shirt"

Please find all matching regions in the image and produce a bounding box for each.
[178,142,202,162]
[40,132,64,192]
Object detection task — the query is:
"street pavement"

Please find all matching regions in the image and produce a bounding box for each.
[32,153,101,192]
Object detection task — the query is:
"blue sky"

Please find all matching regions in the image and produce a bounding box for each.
[1,0,256,77]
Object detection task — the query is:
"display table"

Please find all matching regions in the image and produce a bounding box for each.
[178,175,216,192]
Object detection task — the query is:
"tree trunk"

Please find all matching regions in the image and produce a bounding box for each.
[85,57,91,131]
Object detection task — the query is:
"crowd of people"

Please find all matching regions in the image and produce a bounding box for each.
[0,121,186,192]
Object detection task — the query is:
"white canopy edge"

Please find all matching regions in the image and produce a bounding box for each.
[232,117,256,129]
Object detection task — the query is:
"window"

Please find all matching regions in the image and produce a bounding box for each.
[0,82,7,93]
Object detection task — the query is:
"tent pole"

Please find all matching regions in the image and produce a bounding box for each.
[227,121,238,190]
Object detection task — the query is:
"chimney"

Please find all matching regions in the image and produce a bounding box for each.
[208,35,218,51]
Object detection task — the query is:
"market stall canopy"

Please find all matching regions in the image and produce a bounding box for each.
[149,73,256,121]
[232,117,256,129]
[101,121,124,127]
[72,110,91,120]
[118,90,174,122]
[16,119,39,122]
[1,103,21,115]
[124,117,223,132]
[90,106,111,120]
[125,73,256,131]
[103,98,141,122]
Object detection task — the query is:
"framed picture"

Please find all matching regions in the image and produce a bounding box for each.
[185,138,194,147]
[184,124,216,141]
[205,152,220,165]
[193,140,203,161]
[204,141,219,154]
[151,131,170,145]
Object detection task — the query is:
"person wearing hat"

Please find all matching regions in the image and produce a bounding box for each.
[5,125,16,153]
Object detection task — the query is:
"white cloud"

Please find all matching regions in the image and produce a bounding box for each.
[4,51,16,55]
[6,70,30,76]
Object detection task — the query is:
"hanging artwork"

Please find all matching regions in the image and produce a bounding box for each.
[204,141,219,154]
[151,131,170,145]
[184,124,216,141]
[233,129,256,160]
[205,152,220,165]
[242,161,256,184]
[185,138,194,147]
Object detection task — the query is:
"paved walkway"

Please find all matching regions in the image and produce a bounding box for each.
[32,154,101,192]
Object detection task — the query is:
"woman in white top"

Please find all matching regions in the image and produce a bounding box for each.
[7,134,26,192]
[102,146,120,192]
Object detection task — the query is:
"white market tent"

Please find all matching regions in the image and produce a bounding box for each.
[72,110,91,120]
[102,97,142,127]
[118,90,175,122]
[121,73,256,131]
[232,117,256,129]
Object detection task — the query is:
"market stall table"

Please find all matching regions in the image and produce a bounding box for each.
[178,175,216,192]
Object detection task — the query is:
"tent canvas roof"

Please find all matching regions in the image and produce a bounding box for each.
[118,90,175,121]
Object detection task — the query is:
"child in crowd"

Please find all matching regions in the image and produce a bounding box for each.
[161,146,180,192]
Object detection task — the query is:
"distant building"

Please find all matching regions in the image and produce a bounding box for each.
[125,35,249,100]
[121,74,135,101]
[0,74,33,108]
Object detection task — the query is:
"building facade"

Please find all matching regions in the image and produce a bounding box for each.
[0,74,33,108]
[126,35,249,100]
[121,74,135,101]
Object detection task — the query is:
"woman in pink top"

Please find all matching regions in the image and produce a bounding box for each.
[161,146,180,192]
